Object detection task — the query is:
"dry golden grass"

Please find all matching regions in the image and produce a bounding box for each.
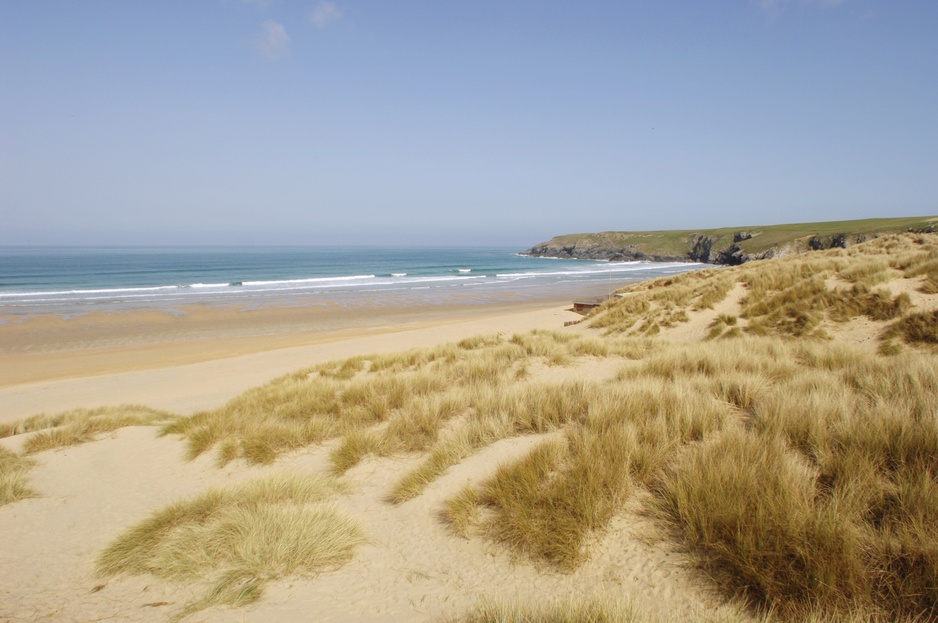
[886,309,938,344]
[474,427,631,568]
[441,376,731,567]
[432,327,938,621]
[0,446,37,506]
[96,472,364,620]
[0,405,173,453]
[645,345,938,621]
[444,239,938,621]
[390,379,597,503]
[161,331,633,472]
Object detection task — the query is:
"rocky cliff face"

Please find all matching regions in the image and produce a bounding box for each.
[524,231,878,266]
[523,240,689,263]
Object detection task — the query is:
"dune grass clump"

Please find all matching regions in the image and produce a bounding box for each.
[827,285,912,323]
[742,272,833,338]
[0,446,37,506]
[447,430,631,569]
[161,370,395,466]
[330,393,469,474]
[0,404,172,441]
[329,429,388,474]
[442,378,731,567]
[652,348,938,621]
[707,313,738,340]
[96,472,364,619]
[0,405,174,454]
[655,430,871,617]
[838,257,902,287]
[389,381,596,503]
[886,309,938,344]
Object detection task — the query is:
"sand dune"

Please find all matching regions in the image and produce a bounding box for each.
[0,300,743,623]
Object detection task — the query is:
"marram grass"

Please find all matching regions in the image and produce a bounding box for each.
[0,446,37,506]
[160,330,628,468]
[0,405,173,453]
[96,472,364,620]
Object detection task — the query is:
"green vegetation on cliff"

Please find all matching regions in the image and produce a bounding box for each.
[525,216,938,265]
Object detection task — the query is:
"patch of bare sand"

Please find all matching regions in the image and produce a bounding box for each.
[523,355,624,385]
[883,275,938,309]
[0,426,266,622]
[822,275,938,350]
[822,316,887,351]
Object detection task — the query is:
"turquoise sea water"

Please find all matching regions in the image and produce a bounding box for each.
[0,246,704,314]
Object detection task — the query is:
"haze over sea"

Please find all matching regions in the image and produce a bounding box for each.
[0,246,703,316]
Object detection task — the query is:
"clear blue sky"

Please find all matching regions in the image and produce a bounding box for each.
[2,1,936,247]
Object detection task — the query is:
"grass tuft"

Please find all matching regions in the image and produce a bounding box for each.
[455,595,656,623]
[0,446,38,506]
[330,429,387,473]
[887,309,938,344]
[96,472,364,618]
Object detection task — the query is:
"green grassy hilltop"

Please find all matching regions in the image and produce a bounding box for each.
[525,216,938,264]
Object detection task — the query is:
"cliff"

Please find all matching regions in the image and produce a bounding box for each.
[523,216,938,265]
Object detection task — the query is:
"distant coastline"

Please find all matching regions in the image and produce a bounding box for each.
[524,215,938,266]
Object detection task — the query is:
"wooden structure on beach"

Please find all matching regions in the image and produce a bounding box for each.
[571,292,634,314]
[572,296,610,314]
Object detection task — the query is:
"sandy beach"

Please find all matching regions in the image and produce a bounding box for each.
[0,298,580,419]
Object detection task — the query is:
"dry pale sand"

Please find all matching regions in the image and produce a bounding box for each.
[9,288,861,623]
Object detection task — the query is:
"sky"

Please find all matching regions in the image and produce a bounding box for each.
[1,1,936,247]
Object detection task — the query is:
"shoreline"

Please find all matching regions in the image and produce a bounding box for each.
[0,299,584,422]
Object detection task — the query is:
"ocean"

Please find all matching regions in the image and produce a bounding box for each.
[0,246,705,315]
